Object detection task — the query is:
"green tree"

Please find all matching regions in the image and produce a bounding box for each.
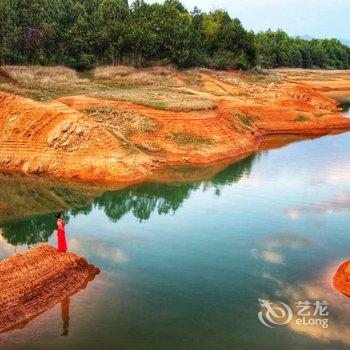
[0,0,348,70]
[96,0,129,64]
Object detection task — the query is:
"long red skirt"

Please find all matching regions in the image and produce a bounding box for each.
[57,229,68,253]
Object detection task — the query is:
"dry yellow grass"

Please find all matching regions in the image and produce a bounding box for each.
[170,132,213,147]
[92,65,174,87]
[134,141,166,153]
[0,65,93,99]
[0,65,216,111]
[0,65,89,89]
[225,112,256,133]
[83,105,160,136]
[92,65,136,79]
[91,87,215,111]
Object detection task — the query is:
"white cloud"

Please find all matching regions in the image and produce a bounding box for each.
[262,262,350,346]
[251,248,284,264]
[69,236,128,264]
[285,192,350,219]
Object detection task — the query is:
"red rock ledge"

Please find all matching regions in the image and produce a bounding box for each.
[0,244,99,333]
[333,260,350,297]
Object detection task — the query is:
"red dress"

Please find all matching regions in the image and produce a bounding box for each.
[57,218,68,253]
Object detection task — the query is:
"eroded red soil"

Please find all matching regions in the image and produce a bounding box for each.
[333,260,350,297]
[0,93,155,181]
[1,69,350,182]
[275,69,350,98]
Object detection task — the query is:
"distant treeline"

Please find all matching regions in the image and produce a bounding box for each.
[0,0,349,70]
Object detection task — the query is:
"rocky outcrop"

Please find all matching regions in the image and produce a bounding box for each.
[333,260,350,297]
[0,244,99,333]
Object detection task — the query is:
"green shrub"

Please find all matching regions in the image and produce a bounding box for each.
[294,115,310,122]
[170,132,213,146]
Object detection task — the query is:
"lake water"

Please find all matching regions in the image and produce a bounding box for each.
[341,99,350,116]
[1,130,350,349]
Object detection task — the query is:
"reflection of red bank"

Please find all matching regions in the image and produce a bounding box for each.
[333,260,350,297]
[0,244,99,333]
[61,298,70,336]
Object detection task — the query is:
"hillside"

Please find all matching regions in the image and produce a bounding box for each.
[0,66,349,182]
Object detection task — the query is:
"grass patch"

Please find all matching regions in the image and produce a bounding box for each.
[91,87,215,112]
[104,127,140,154]
[0,65,216,111]
[227,112,255,133]
[294,115,310,122]
[183,69,204,87]
[0,65,96,100]
[91,65,174,88]
[0,65,90,90]
[235,113,254,128]
[134,141,165,154]
[170,132,213,146]
[83,105,160,136]
[146,101,168,110]
[92,65,136,79]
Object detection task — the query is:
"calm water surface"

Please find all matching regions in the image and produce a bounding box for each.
[341,99,350,116]
[1,131,350,349]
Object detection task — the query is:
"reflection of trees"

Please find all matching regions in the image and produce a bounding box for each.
[340,100,350,115]
[0,173,100,222]
[92,153,257,222]
[70,204,93,216]
[0,154,257,245]
[1,213,70,246]
[95,182,199,222]
[208,154,256,186]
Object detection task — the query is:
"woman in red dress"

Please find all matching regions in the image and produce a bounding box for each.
[56,213,68,253]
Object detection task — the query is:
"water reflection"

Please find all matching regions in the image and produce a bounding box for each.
[1,131,350,349]
[0,212,70,246]
[0,154,257,246]
[0,173,103,222]
[94,154,257,222]
[252,232,317,265]
[266,270,350,346]
[61,298,70,337]
[340,100,350,116]
[69,236,128,264]
[285,192,350,219]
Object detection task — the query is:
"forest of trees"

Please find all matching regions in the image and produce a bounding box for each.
[0,0,349,70]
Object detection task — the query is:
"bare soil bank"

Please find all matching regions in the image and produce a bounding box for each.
[0,66,349,182]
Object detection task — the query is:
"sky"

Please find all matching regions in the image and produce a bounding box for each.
[148,0,350,40]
